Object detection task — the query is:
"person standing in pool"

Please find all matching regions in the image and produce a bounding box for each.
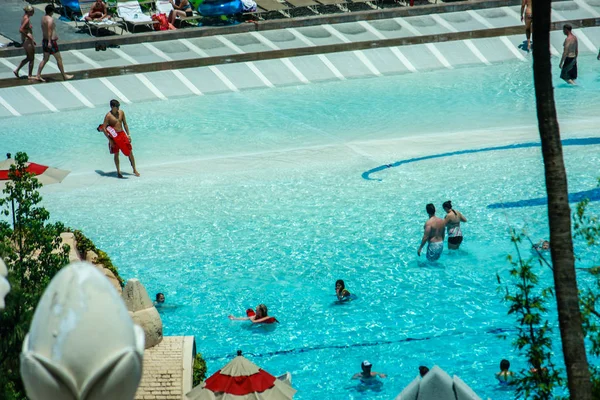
[335,279,351,300]
[520,0,533,51]
[229,304,276,323]
[418,203,445,261]
[102,99,140,178]
[443,200,467,250]
[352,361,386,382]
[560,24,578,85]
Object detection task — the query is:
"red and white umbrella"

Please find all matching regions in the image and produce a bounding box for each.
[0,158,70,191]
[186,351,296,400]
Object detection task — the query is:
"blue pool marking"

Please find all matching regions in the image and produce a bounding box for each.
[487,187,600,209]
[203,327,515,362]
[361,137,600,182]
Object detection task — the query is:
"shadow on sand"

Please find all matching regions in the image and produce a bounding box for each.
[95,170,135,179]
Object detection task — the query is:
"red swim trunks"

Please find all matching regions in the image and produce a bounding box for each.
[106,126,132,156]
[42,39,59,54]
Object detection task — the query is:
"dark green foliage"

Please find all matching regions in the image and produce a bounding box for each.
[193,353,207,387]
[499,230,563,399]
[573,186,600,395]
[0,152,70,398]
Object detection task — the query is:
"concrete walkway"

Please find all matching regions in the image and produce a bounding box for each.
[0,0,598,118]
[135,336,195,400]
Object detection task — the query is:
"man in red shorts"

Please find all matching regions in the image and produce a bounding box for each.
[101,100,140,179]
[35,5,73,82]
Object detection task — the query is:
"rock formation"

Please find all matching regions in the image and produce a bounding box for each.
[122,279,163,349]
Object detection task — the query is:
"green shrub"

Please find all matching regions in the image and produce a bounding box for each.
[193,353,207,387]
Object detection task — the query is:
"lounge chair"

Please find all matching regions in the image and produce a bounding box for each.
[315,0,347,11]
[254,0,290,17]
[76,0,125,36]
[156,0,201,25]
[117,0,155,33]
[285,0,319,14]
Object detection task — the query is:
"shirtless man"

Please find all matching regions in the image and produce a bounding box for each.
[85,0,111,22]
[102,100,140,178]
[36,5,73,82]
[520,0,533,51]
[560,24,578,85]
[417,203,445,262]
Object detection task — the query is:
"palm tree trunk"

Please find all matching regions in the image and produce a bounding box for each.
[532,0,591,398]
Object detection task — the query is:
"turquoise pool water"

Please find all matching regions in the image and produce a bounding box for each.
[3,54,600,399]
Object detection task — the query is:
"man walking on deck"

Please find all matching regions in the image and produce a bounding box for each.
[101,100,140,179]
[520,0,533,51]
[560,24,578,85]
[417,204,445,262]
[36,5,73,82]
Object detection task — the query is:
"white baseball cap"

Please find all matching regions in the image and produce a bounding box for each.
[362,360,372,367]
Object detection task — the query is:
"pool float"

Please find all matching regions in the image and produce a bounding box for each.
[199,0,243,17]
[98,124,132,156]
[246,308,278,324]
[61,0,81,13]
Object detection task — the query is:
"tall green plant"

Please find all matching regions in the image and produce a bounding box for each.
[0,152,69,399]
[499,230,563,399]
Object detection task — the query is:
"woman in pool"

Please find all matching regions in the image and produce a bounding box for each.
[229,304,275,323]
[335,279,351,300]
[443,200,467,250]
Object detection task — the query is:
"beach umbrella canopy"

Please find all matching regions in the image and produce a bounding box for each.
[186,351,296,400]
[0,158,70,191]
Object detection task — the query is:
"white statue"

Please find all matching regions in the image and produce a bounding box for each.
[0,257,9,310]
[20,262,145,400]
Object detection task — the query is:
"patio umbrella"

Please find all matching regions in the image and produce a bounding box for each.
[186,351,296,400]
[0,158,70,191]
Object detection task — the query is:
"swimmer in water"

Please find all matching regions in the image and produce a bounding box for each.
[229,304,274,323]
[496,359,515,385]
[335,279,351,300]
[154,292,165,306]
[533,240,550,252]
[352,361,387,382]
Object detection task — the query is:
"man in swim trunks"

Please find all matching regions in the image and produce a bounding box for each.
[102,100,140,178]
[560,24,578,85]
[520,0,533,51]
[417,203,445,262]
[36,5,73,82]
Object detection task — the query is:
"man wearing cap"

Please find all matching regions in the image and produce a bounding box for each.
[352,360,387,383]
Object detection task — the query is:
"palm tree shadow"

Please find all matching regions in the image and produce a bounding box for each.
[95,170,134,179]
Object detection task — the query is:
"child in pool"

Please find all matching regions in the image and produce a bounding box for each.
[336,279,351,300]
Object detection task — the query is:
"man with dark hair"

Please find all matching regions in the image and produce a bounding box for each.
[36,5,73,82]
[417,203,445,261]
[559,24,578,85]
[101,99,140,178]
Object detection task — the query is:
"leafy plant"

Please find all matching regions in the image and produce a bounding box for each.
[0,152,70,398]
[498,230,563,399]
[193,353,207,387]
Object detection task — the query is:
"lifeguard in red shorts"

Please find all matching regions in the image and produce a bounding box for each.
[101,99,140,179]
